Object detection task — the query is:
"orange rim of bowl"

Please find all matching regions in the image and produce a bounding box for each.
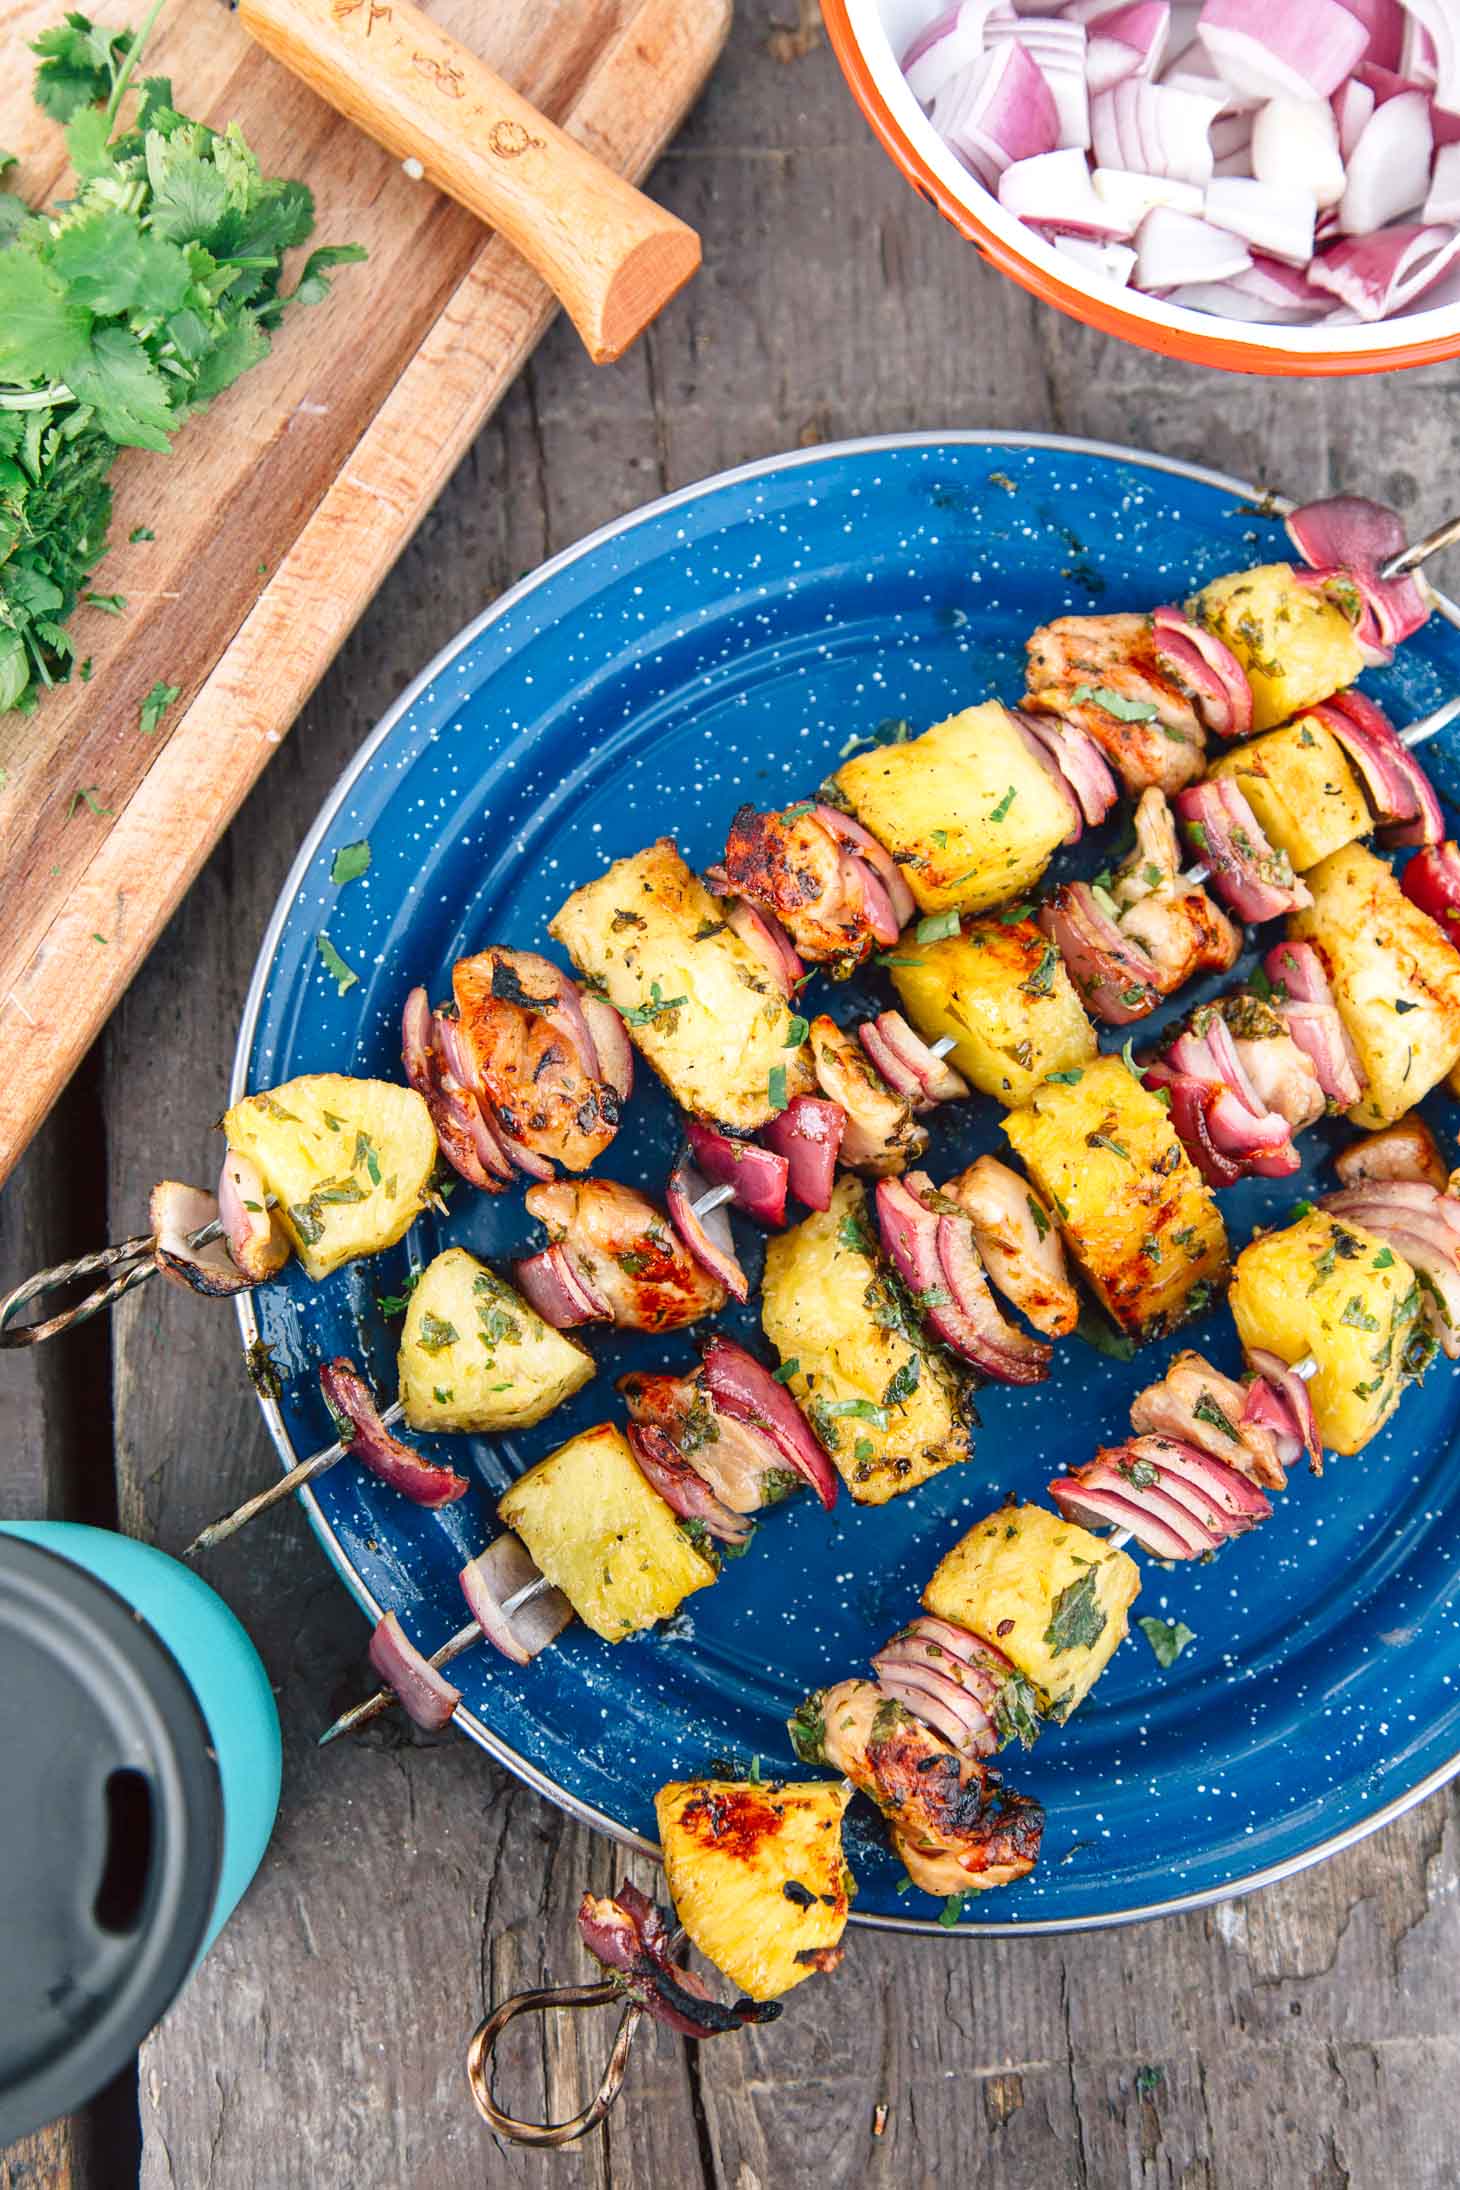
[820,0,1460,379]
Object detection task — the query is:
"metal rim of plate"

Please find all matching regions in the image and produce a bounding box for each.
[232,429,1460,1938]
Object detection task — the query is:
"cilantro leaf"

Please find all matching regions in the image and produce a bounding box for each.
[1136,1616,1196,1669]
[316,932,358,995]
[138,678,178,734]
[330,839,371,887]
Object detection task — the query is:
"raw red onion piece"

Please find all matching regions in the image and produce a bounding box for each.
[700,1333,839,1508]
[869,1639,1001,1758]
[1173,777,1311,919]
[759,1094,845,1212]
[1136,207,1252,286]
[867,1012,970,1104]
[937,39,1061,188]
[1337,0,1405,72]
[368,1611,461,1732]
[460,1535,572,1666]
[150,1180,256,1296]
[1085,0,1171,93]
[725,899,805,999]
[875,1175,1052,1383]
[1197,0,1369,100]
[1309,222,1460,320]
[626,1424,755,1546]
[1053,233,1139,283]
[902,0,1003,106]
[1425,140,1460,222]
[1333,75,1377,158]
[1205,176,1317,264]
[1244,1347,1323,1471]
[1000,147,1135,234]
[1093,81,1224,184]
[1039,884,1160,1024]
[1339,89,1434,233]
[1404,0,1460,109]
[512,1242,612,1329]
[320,1358,470,1506]
[1400,840,1460,933]
[814,805,919,929]
[1251,95,1346,208]
[578,1883,780,2039]
[1092,168,1204,228]
[579,994,634,1101]
[666,1148,750,1303]
[986,15,1092,147]
[1014,708,1120,822]
[685,1119,789,1226]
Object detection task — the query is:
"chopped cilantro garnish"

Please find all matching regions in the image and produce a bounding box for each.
[1070,682,1160,723]
[784,1014,809,1047]
[915,909,961,943]
[316,932,358,995]
[138,679,179,735]
[767,1063,789,1113]
[1136,1616,1195,1669]
[330,839,371,887]
[989,784,1018,823]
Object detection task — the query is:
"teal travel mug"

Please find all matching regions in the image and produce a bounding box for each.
[0,1522,282,2144]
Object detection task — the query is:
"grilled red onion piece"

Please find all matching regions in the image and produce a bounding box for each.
[1244,1348,1323,1474]
[1310,691,1445,848]
[759,1094,845,1212]
[1284,495,1431,649]
[1142,1069,1245,1188]
[459,1536,572,1666]
[150,1180,256,1296]
[815,804,918,929]
[1262,941,1367,1106]
[724,898,806,998]
[320,1358,469,1506]
[875,1175,1051,1384]
[856,1016,925,1101]
[1321,1183,1460,1356]
[1047,1473,1202,1562]
[1146,1009,1301,1182]
[1401,842,1460,938]
[626,1424,754,1546]
[401,986,513,1191]
[578,1883,782,2038]
[1010,714,1082,843]
[700,1334,839,1509]
[686,1119,789,1227]
[579,995,634,1101]
[666,1148,750,1303]
[511,1243,612,1329]
[1292,567,1392,669]
[217,1150,289,1284]
[1153,604,1253,738]
[367,1610,461,1732]
[870,1637,1001,1759]
[1126,1435,1273,1533]
[1039,883,1160,1024]
[1014,708,1120,825]
[1173,779,1311,920]
[860,1012,970,1105]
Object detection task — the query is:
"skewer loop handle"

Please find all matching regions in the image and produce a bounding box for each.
[465,1978,645,2146]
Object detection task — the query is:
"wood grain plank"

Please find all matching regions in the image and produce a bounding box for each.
[94,7,1460,2188]
[0,0,727,1186]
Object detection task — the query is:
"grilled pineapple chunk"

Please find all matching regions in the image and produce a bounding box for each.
[1003,1056,1228,1341]
[891,915,1096,1105]
[1189,564,1365,732]
[922,1502,1139,1722]
[398,1247,593,1433]
[549,838,814,1131]
[834,703,1072,915]
[498,1423,716,1641]
[1207,716,1368,871]
[221,1075,436,1282]
[760,1176,970,1504]
[1288,843,1460,1128]
[656,1779,852,2001]
[1229,1210,1425,1455]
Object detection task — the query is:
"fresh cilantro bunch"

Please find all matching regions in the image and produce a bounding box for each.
[0,8,366,715]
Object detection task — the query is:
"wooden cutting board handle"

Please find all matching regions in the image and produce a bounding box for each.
[236,0,702,362]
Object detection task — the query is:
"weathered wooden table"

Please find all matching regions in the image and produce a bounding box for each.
[5,7,1460,2185]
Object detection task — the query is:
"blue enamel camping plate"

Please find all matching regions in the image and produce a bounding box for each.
[235,433,1460,1933]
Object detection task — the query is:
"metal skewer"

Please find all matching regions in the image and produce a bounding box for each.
[0,1218,224,1348]
[317,1572,554,1746]
[183,1398,409,1557]
[1379,513,1460,582]
[1399,692,1460,752]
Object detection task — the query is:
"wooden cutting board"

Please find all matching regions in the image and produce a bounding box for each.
[0,0,729,1188]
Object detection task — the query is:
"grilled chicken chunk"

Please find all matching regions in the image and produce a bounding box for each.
[1025,612,1208,796]
[942,1156,1079,1339]
[454,949,619,1174]
[814,1679,1043,1895]
[618,1369,800,1512]
[719,805,879,973]
[525,1179,726,1331]
[1334,1118,1450,1194]
[1227,1025,1325,1135]
[1129,1349,1286,1491]
[1112,790,1241,995]
[808,1015,927,1174]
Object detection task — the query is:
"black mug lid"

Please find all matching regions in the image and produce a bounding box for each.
[0,1533,224,2146]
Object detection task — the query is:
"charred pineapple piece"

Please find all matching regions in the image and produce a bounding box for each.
[922,1501,1140,1723]
[1189,564,1364,732]
[834,703,1073,916]
[1229,1209,1426,1455]
[760,1176,971,1504]
[1207,716,1369,872]
[890,914,1096,1105]
[1288,843,1460,1129]
[221,1075,436,1282]
[655,1778,852,2002]
[398,1246,593,1434]
[1002,1055,1228,1342]
[549,839,813,1132]
[498,1423,717,1642]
